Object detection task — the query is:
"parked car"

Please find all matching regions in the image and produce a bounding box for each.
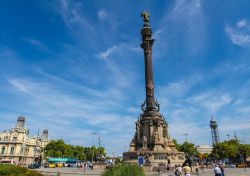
[227,164,236,168]
[0,159,16,165]
[44,163,48,168]
[57,163,63,167]
[237,163,247,168]
[67,163,76,167]
[28,163,41,169]
[48,163,56,168]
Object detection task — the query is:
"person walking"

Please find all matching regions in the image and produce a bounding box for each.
[219,164,224,176]
[183,164,191,176]
[177,165,183,176]
[214,164,222,176]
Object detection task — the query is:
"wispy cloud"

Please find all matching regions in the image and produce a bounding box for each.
[97,9,108,20]
[155,0,206,57]
[23,38,49,51]
[187,92,232,113]
[98,44,140,60]
[4,76,136,154]
[99,45,118,60]
[225,19,250,47]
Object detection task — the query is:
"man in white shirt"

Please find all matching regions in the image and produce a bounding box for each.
[177,165,183,176]
[214,164,222,176]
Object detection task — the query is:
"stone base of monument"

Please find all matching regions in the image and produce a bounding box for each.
[143,164,153,172]
[123,150,185,169]
[93,163,106,170]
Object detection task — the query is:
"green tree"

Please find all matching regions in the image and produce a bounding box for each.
[44,139,67,158]
[211,139,250,163]
[173,139,181,151]
[44,139,107,161]
[180,142,199,157]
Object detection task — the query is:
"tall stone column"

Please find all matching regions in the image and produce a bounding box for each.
[141,11,155,111]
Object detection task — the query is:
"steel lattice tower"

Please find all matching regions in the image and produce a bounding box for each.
[210,116,220,147]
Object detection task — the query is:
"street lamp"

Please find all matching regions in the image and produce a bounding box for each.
[91,132,97,164]
[183,133,189,157]
[226,134,230,141]
[183,133,189,142]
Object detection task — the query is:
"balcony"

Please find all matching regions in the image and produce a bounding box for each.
[0,153,34,157]
[0,140,23,144]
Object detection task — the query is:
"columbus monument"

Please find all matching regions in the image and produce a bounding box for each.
[123,11,185,169]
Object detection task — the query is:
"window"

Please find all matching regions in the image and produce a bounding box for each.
[3,136,8,141]
[20,148,24,154]
[1,146,5,154]
[12,137,17,142]
[10,146,14,154]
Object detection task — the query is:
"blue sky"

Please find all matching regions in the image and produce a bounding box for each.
[1,0,250,156]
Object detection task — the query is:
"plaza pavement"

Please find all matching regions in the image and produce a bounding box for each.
[153,168,250,176]
[35,167,250,176]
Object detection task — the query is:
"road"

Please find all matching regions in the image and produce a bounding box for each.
[34,167,250,176]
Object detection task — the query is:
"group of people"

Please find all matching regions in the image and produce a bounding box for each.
[172,163,225,176]
[174,164,192,176]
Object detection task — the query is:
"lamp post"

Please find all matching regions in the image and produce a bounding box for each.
[91,132,97,164]
[183,133,189,157]
[226,134,230,141]
[183,133,189,142]
[234,131,246,173]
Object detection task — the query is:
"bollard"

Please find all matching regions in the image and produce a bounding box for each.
[57,170,61,176]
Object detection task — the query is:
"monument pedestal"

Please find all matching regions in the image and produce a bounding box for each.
[143,164,153,172]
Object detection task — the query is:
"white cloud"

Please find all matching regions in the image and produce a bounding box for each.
[99,45,118,60]
[237,106,250,114]
[225,19,250,47]
[188,92,232,113]
[3,76,138,155]
[98,44,140,60]
[155,0,206,57]
[23,38,48,51]
[97,9,108,20]
[8,79,30,93]
[237,19,247,28]
[157,74,202,101]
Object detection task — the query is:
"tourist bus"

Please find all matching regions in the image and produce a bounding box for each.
[47,158,76,167]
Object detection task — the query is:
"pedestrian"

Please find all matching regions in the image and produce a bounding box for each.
[214,164,222,176]
[219,164,224,176]
[83,163,86,173]
[174,165,178,175]
[201,164,205,174]
[195,168,199,175]
[157,168,160,175]
[177,165,183,176]
[167,163,170,172]
[183,164,191,176]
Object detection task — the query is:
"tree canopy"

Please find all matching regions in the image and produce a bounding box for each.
[173,139,199,157]
[211,139,250,163]
[43,139,106,161]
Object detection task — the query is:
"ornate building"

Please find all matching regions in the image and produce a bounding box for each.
[123,12,185,169]
[0,116,49,165]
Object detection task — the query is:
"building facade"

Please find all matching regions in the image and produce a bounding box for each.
[0,116,49,165]
[196,145,213,154]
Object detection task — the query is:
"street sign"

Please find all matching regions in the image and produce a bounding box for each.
[138,156,144,166]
